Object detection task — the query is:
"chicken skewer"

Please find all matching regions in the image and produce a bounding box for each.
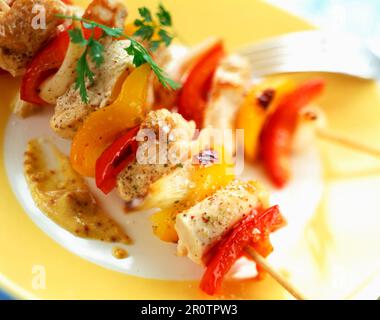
[1,0,377,164]
[92,105,304,298]
[70,98,304,298]
[114,126,305,298]
[2,1,376,162]
[173,177,305,298]
[172,41,380,185]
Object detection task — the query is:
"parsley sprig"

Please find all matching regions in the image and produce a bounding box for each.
[67,25,105,103]
[134,4,174,51]
[56,12,180,104]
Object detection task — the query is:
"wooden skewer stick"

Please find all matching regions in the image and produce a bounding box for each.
[245,247,307,300]
[317,128,380,158]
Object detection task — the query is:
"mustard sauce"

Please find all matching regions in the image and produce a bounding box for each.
[24,139,131,244]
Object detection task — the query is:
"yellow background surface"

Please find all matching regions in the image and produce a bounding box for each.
[1,0,380,299]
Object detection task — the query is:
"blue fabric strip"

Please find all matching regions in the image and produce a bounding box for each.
[0,291,13,300]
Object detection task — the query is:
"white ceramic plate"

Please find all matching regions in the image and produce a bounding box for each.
[4,107,323,280]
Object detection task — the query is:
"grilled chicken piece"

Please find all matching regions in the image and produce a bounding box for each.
[0,0,70,76]
[50,39,135,139]
[203,54,251,129]
[201,54,251,154]
[38,20,86,105]
[83,0,127,28]
[175,180,269,265]
[116,109,195,203]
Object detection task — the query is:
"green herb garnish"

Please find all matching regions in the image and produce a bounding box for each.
[68,25,104,103]
[57,8,180,104]
[133,4,174,51]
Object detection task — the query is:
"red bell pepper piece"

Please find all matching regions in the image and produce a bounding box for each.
[61,0,72,4]
[95,126,140,194]
[20,29,70,105]
[82,0,123,40]
[260,79,325,188]
[82,24,104,40]
[20,0,108,106]
[200,205,285,295]
[178,41,225,128]
[20,24,102,106]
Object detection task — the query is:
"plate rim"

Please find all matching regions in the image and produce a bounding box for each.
[0,0,314,300]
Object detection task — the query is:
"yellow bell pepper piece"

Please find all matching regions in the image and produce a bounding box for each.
[124,23,138,37]
[151,148,235,243]
[236,78,295,162]
[70,64,151,177]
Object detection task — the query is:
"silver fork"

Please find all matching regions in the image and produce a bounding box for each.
[239,31,380,80]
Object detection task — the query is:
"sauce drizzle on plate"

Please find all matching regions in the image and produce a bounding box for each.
[24,138,131,244]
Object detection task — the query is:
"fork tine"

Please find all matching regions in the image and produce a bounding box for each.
[251,52,379,79]
[248,47,371,69]
[239,31,380,80]
[249,55,376,79]
[240,31,361,55]
[241,33,365,63]
[239,32,325,56]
